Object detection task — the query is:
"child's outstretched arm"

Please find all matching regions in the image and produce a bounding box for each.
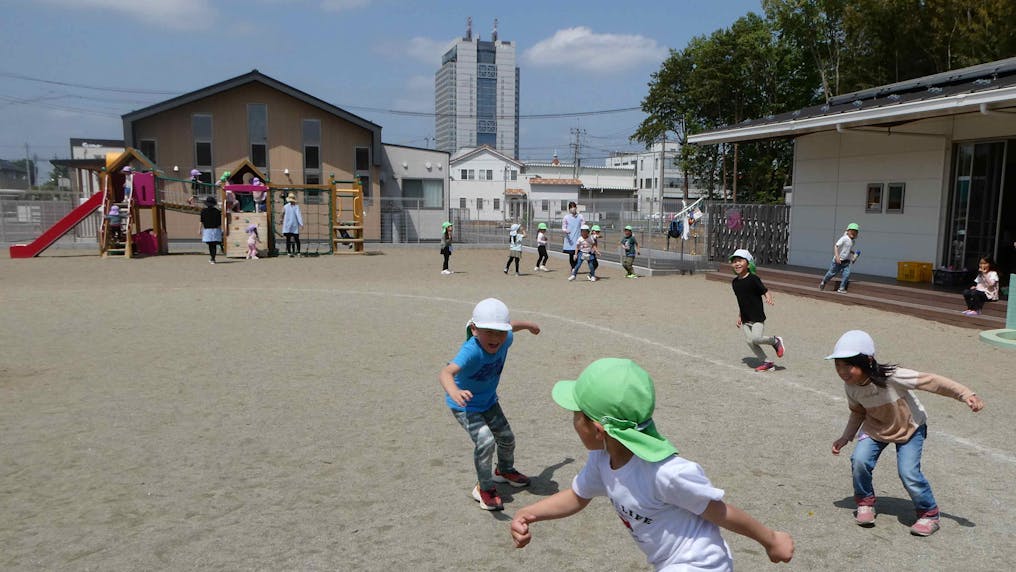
[511,320,541,335]
[510,489,591,548]
[438,363,472,408]
[701,500,794,563]
[832,409,865,455]
[912,372,985,412]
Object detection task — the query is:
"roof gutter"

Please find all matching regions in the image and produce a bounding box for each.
[688,85,1016,145]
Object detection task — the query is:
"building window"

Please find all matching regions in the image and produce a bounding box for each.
[542,199,549,211]
[303,119,321,186]
[509,169,517,181]
[467,169,475,180]
[485,169,493,180]
[476,198,483,210]
[493,198,500,210]
[460,169,468,180]
[478,170,489,181]
[192,114,212,180]
[886,183,905,213]
[248,104,268,170]
[865,183,883,213]
[139,139,156,164]
[355,146,371,204]
[402,179,444,209]
[459,197,466,209]
[560,200,568,211]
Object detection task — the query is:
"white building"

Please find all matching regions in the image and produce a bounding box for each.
[435,18,519,159]
[380,143,450,241]
[605,141,700,213]
[688,57,1016,281]
[448,146,523,221]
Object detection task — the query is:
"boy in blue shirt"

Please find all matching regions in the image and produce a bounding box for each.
[439,298,541,511]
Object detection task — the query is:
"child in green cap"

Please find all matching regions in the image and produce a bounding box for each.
[440,221,454,275]
[820,223,860,293]
[510,358,794,570]
[535,222,549,271]
[730,248,785,372]
[620,225,640,278]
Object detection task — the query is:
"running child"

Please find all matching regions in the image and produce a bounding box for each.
[568,225,596,282]
[535,223,549,271]
[439,298,540,511]
[729,249,785,372]
[504,223,525,276]
[827,330,984,536]
[620,225,640,278]
[510,358,795,569]
[440,221,454,275]
[589,225,602,278]
[820,223,860,293]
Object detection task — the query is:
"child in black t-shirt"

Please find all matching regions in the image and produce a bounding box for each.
[729,249,785,372]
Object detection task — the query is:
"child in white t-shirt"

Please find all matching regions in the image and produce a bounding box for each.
[510,358,794,571]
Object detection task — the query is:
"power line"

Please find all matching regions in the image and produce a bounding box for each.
[0,71,180,95]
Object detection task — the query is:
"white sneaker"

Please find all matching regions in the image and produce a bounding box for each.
[540,265,548,271]
[252,255,259,260]
[568,274,575,281]
[534,266,540,271]
[441,269,451,275]
[588,275,597,282]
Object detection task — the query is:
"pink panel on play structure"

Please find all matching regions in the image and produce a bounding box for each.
[133,172,156,206]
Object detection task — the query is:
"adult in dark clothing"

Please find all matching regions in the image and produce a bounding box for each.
[200,196,223,264]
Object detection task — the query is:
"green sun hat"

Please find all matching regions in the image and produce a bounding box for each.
[442,221,453,229]
[624,225,633,231]
[591,224,601,232]
[552,358,677,462]
[846,223,860,231]
[538,222,547,230]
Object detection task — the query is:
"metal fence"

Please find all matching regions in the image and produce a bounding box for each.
[706,202,790,265]
[0,192,100,247]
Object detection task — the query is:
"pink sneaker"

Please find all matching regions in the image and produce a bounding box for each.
[855,505,876,526]
[754,361,776,372]
[773,336,785,358]
[910,517,940,536]
[493,468,531,487]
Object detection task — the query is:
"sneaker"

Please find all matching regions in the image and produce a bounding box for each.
[962,309,980,316]
[516,272,521,276]
[910,517,940,536]
[493,468,531,488]
[441,269,451,275]
[503,268,509,274]
[754,361,776,372]
[471,485,503,511]
[209,260,216,265]
[855,506,876,526]
[773,336,785,358]
[568,274,576,281]
[837,288,847,293]
[819,280,827,290]
[540,265,548,271]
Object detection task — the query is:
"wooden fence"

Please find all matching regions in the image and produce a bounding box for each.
[707,202,790,265]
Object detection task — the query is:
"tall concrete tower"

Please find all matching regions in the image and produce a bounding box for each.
[435,17,519,158]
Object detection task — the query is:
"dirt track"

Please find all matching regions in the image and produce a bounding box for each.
[1,247,1013,571]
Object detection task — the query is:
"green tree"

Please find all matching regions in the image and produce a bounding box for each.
[43,159,69,190]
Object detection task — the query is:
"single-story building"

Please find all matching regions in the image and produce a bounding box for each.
[689,56,1016,285]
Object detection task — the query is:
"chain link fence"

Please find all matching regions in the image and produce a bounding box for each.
[0,192,100,248]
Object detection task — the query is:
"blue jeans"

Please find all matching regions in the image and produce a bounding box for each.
[822,260,852,289]
[851,424,938,518]
[451,402,516,490]
[571,253,596,277]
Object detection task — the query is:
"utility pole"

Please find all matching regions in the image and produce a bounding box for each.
[569,127,586,180]
[24,143,33,190]
[658,135,666,226]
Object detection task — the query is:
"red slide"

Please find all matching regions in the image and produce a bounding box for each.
[9,192,104,258]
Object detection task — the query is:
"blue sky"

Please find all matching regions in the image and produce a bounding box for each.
[0,0,762,180]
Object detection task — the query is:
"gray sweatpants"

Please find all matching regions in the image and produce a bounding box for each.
[742,321,776,361]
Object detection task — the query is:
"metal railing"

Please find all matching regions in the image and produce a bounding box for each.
[0,192,101,247]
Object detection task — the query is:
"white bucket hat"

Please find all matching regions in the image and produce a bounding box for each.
[825,330,876,359]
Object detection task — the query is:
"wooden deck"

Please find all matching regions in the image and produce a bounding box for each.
[706,265,1008,330]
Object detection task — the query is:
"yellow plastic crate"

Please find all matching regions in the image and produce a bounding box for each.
[897,261,932,283]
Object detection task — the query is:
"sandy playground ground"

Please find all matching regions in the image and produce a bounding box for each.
[1,246,1014,571]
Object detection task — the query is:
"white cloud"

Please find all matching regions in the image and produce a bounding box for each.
[523,27,667,73]
[405,37,453,65]
[319,0,371,11]
[36,0,214,30]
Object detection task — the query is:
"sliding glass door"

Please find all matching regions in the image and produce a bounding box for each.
[945,141,1006,270]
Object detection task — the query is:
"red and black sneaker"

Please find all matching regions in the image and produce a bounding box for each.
[493,468,531,488]
[773,336,786,358]
[472,485,504,511]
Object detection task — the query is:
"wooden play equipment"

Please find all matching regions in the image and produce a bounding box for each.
[332,179,365,254]
[99,148,157,258]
